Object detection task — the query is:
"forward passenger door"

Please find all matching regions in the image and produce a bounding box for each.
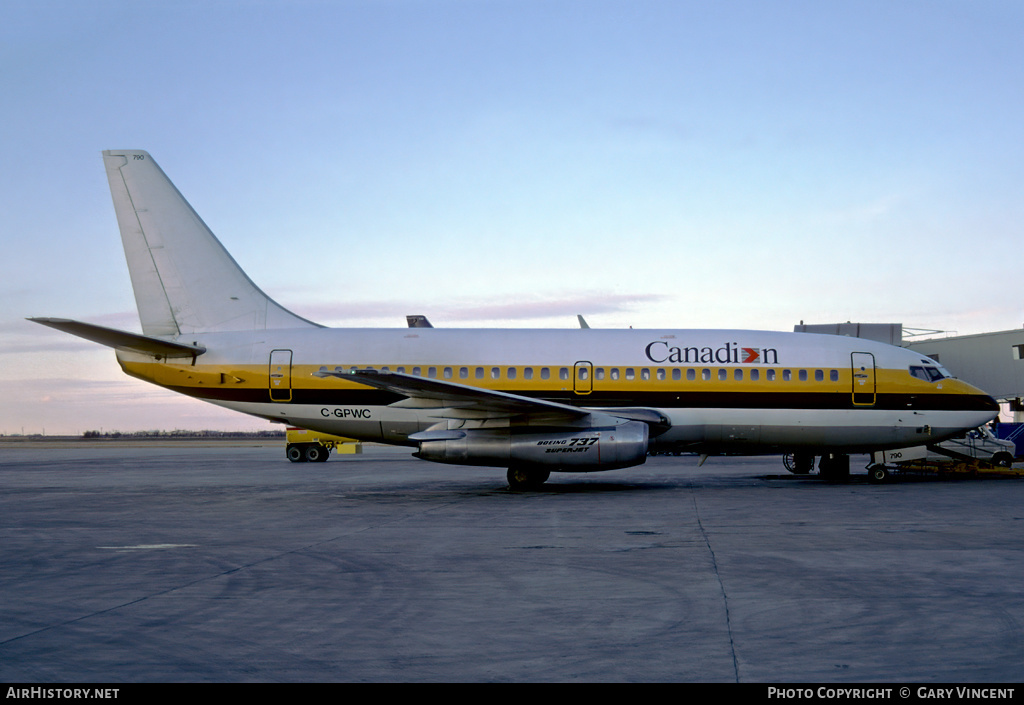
[851,352,876,406]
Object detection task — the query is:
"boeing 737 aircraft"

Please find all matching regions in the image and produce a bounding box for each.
[31,150,999,488]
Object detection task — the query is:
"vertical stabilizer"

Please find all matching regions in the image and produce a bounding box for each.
[102,150,319,335]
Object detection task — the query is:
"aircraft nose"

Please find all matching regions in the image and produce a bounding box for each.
[972,384,1000,413]
[948,379,1000,422]
[973,388,1000,419]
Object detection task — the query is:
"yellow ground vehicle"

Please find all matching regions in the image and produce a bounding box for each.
[285,427,361,462]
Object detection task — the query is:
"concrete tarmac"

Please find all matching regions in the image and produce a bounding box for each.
[2,441,1023,683]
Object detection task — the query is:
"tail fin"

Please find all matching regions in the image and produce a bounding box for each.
[102,150,319,336]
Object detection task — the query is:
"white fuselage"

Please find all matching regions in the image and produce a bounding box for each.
[117,326,999,458]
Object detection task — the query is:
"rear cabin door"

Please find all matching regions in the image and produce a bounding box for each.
[573,361,593,395]
[851,352,876,406]
[269,349,293,402]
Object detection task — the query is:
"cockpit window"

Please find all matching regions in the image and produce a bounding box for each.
[909,365,946,382]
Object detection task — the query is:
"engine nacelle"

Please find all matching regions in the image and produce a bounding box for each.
[413,421,649,471]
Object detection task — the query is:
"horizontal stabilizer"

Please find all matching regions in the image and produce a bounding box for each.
[28,318,206,359]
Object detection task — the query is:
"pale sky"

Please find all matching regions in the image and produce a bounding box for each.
[2,0,1022,434]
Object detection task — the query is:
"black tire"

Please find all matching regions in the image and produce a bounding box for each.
[992,452,1014,468]
[286,444,305,463]
[819,454,850,482]
[868,464,890,484]
[507,466,550,491]
[304,444,328,463]
[784,453,814,475]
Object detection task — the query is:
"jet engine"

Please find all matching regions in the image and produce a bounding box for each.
[412,421,650,471]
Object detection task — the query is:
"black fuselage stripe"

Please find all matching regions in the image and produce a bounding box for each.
[166,386,998,412]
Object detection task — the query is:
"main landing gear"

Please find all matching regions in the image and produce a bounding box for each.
[783,453,815,475]
[817,453,850,482]
[506,465,551,491]
[784,453,851,482]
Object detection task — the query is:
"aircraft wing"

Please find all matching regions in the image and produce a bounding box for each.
[315,368,671,431]
[315,367,592,420]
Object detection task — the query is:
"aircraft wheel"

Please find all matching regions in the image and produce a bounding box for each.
[819,454,850,482]
[304,444,329,463]
[784,453,814,474]
[507,466,550,491]
[286,444,306,462]
[867,464,890,484]
[992,452,1014,468]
